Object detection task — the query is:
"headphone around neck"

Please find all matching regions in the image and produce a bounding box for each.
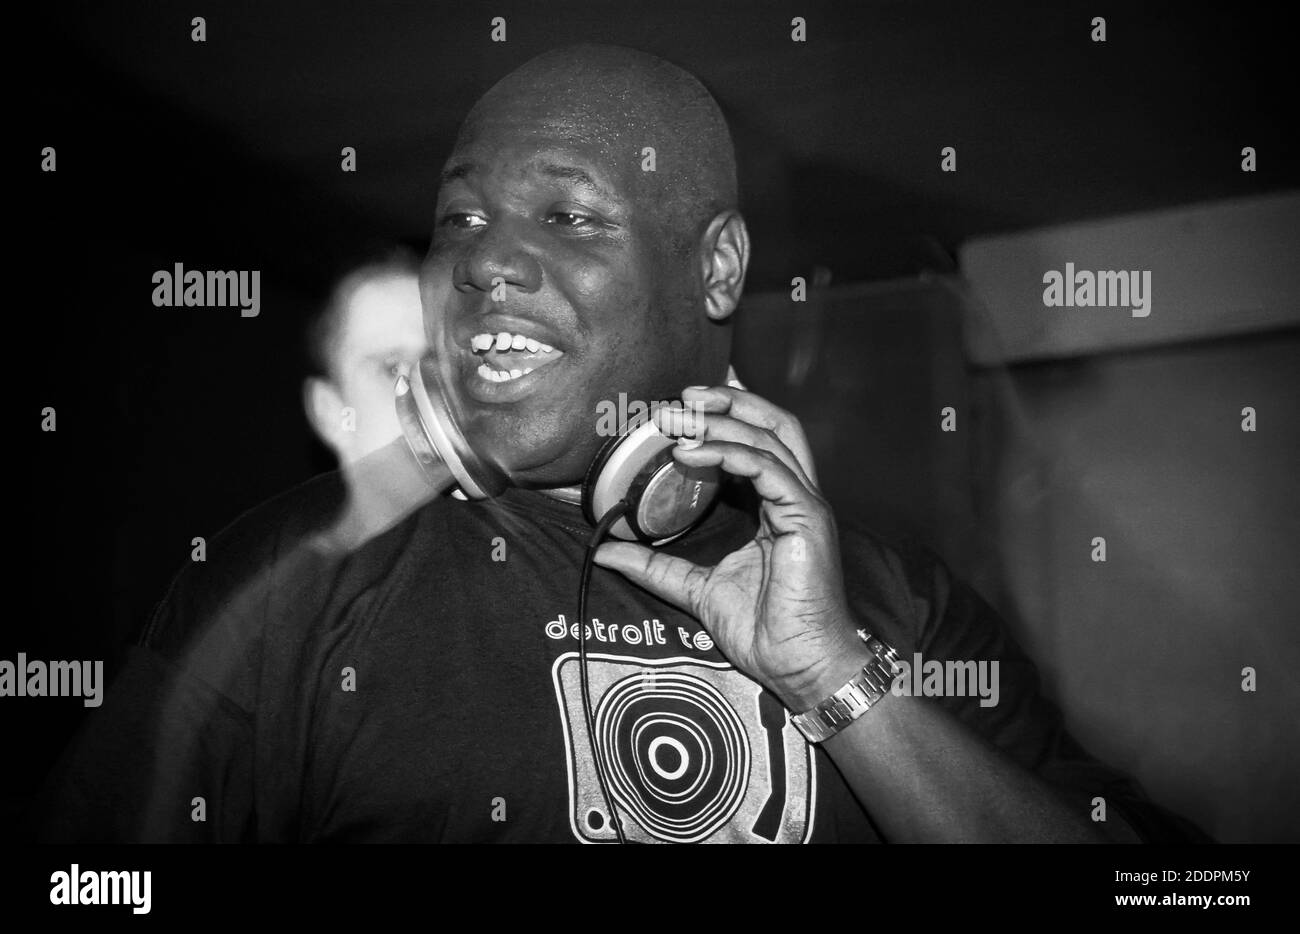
[395,355,722,545]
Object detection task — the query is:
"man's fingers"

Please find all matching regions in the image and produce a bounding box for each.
[672,440,828,535]
[593,542,708,615]
[653,406,815,491]
[680,386,819,486]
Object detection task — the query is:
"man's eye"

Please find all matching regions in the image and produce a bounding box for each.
[547,211,595,229]
[441,213,486,230]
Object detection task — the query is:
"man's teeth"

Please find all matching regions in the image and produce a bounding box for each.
[470,332,555,353]
[477,363,533,383]
[469,330,558,383]
[477,363,531,382]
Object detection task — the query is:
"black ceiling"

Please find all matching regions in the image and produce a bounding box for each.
[33,0,1297,288]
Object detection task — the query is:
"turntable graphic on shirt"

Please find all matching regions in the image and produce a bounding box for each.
[551,653,817,844]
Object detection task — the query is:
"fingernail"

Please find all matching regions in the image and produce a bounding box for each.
[676,436,703,450]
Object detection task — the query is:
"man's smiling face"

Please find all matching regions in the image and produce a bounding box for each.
[419,46,738,488]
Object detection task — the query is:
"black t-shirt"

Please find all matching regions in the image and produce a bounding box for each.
[37,469,1162,843]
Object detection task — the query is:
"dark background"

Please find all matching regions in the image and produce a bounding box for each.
[10,1,1298,839]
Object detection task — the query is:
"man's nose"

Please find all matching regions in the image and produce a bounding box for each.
[453,220,542,295]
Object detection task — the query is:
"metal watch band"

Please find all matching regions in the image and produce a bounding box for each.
[790,636,902,744]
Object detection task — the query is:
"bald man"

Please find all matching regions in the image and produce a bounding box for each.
[39,44,1181,844]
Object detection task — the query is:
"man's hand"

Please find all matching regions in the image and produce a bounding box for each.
[593,384,871,712]
[595,384,1139,843]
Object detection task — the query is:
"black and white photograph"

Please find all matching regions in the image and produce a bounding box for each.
[6,0,1296,917]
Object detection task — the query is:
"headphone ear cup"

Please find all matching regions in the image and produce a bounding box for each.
[397,355,508,499]
[581,430,629,527]
[582,412,721,545]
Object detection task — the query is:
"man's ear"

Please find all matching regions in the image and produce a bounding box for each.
[700,210,750,323]
[304,376,347,456]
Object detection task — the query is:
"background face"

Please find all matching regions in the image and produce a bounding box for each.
[330,275,427,463]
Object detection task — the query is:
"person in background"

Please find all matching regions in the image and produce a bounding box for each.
[300,246,431,550]
[302,246,427,465]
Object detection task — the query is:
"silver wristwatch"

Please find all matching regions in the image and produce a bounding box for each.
[790,635,902,743]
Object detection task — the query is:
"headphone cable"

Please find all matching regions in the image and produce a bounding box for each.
[578,500,631,844]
